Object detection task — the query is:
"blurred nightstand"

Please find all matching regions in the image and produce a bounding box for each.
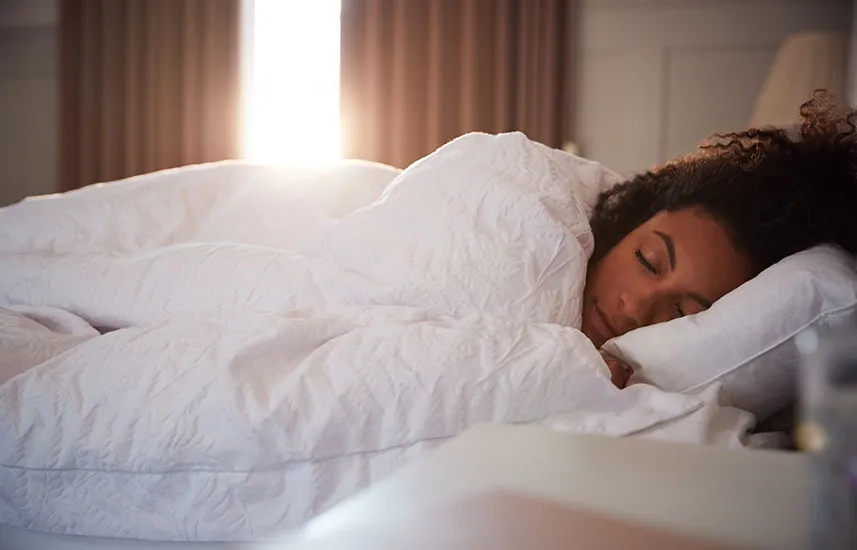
[291,424,806,550]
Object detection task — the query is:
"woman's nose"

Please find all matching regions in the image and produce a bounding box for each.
[618,291,647,330]
[621,285,673,328]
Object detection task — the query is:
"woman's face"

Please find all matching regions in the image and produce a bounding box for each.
[581,208,753,349]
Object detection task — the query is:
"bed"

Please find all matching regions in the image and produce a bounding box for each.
[0,134,779,546]
[3,22,857,549]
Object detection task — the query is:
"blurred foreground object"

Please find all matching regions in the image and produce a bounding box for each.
[294,425,804,550]
[798,316,857,550]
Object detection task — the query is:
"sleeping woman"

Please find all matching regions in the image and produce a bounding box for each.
[583,92,857,388]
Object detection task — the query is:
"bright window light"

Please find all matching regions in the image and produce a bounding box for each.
[244,0,341,163]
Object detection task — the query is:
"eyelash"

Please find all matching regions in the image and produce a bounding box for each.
[636,249,685,318]
[635,249,657,275]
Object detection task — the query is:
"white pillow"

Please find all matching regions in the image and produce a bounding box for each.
[602,245,857,420]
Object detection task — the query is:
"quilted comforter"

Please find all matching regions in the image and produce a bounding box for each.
[0,133,751,542]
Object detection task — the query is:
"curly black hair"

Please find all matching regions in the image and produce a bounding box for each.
[588,90,857,275]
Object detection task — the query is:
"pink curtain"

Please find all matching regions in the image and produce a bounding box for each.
[59,0,242,191]
[340,0,572,169]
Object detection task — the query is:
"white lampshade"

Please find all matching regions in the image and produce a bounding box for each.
[750,31,847,129]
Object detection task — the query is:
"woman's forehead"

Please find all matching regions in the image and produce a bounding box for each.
[645,209,753,295]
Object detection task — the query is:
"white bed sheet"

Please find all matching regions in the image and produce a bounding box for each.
[0,523,290,550]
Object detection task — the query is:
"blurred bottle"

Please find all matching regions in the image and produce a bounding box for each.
[797,318,857,549]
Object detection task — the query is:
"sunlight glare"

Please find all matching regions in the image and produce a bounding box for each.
[245,0,341,163]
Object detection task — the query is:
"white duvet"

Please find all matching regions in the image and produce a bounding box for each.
[0,133,753,542]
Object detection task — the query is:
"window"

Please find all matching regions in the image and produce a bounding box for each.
[243,0,341,163]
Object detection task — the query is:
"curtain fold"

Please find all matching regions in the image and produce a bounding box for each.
[340,0,571,169]
[59,0,241,191]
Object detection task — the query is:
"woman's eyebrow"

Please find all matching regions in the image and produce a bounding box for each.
[653,230,675,270]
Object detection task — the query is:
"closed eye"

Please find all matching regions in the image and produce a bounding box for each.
[674,304,686,318]
[635,249,657,274]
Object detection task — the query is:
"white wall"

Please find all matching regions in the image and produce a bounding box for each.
[573,0,853,175]
[0,0,57,206]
